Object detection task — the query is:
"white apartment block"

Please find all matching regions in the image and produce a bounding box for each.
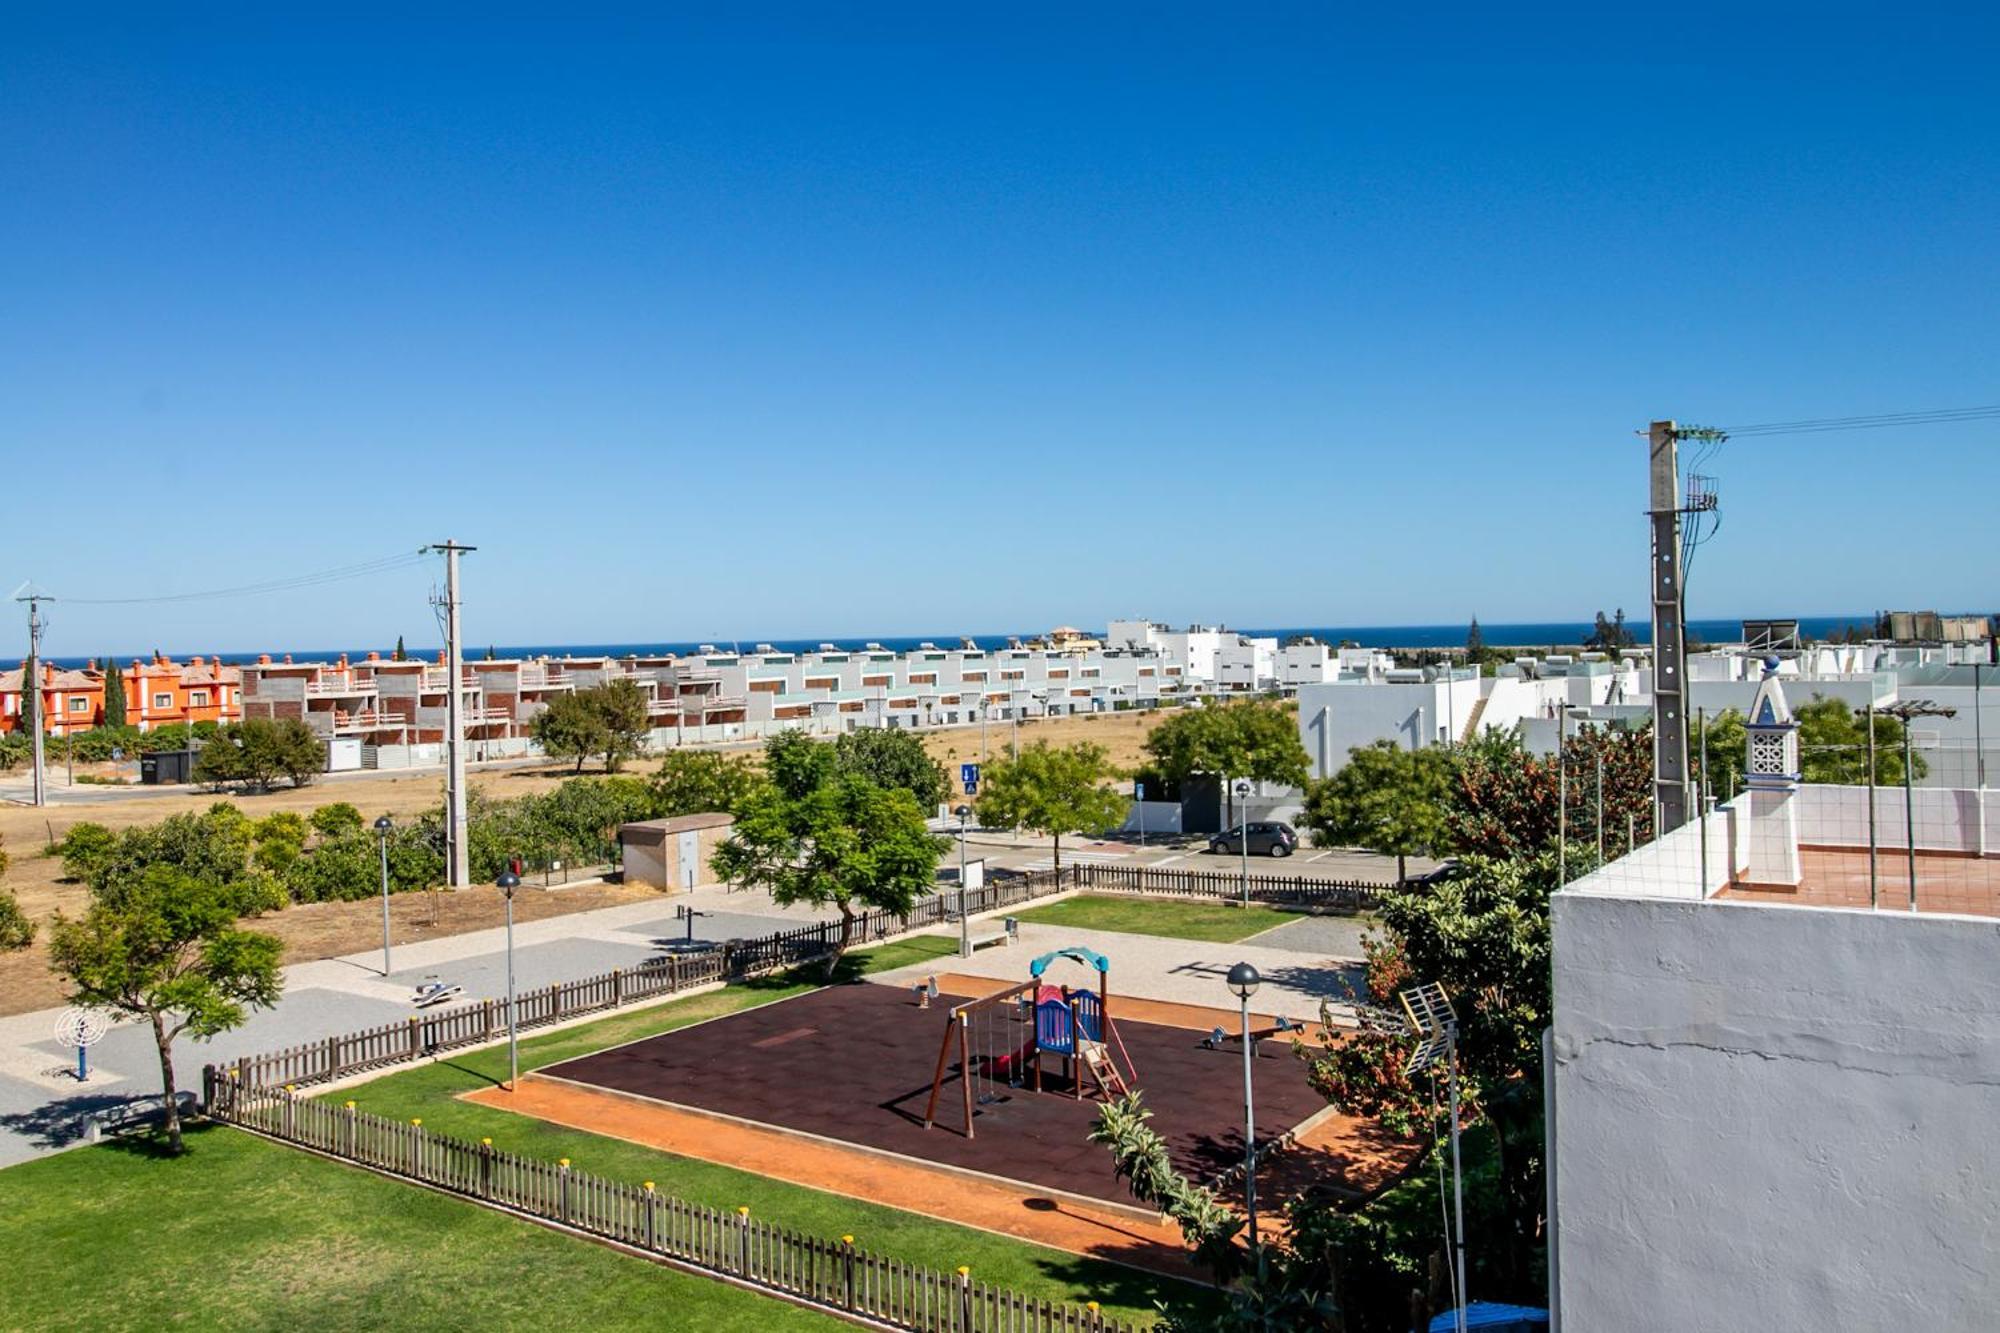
[1106,619,1280,691]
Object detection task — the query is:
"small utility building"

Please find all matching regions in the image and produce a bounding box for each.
[619,813,735,892]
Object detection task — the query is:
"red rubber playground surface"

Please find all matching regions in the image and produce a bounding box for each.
[537,981,1334,1211]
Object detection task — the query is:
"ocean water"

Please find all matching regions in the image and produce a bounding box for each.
[43,615,1883,669]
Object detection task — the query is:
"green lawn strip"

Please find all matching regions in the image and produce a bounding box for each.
[312,939,1189,1324]
[0,1123,841,1333]
[1010,894,1295,943]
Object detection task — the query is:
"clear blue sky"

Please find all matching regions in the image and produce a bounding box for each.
[5,5,1996,659]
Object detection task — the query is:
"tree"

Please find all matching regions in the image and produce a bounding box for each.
[203,718,323,792]
[974,741,1129,871]
[833,727,949,810]
[393,634,406,661]
[1449,723,1652,860]
[1796,696,1921,786]
[1586,608,1635,652]
[530,691,607,773]
[1303,741,1452,881]
[1465,616,1484,659]
[18,655,38,737]
[47,864,283,1153]
[1143,699,1311,824]
[0,832,32,952]
[103,659,127,729]
[589,678,653,772]
[648,749,765,818]
[532,682,651,773]
[1690,708,1748,800]
[712,736,944,976]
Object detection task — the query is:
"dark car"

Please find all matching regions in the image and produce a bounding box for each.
[1209,821,1298,857]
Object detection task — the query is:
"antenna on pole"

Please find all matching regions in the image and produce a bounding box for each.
[12,582,54,808]
[1401,980,1467,1333]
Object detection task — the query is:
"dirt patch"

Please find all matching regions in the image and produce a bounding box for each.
[920,711,1166,785]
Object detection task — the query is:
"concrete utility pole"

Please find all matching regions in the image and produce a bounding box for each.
[431,542,476,888]
[1649,421,1693,834]
[16,591,52,807]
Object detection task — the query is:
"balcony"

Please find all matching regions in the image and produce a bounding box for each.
[518,669,572,691]
[420,667,481,692]
[329,708,404,733]
[304,673,373,697]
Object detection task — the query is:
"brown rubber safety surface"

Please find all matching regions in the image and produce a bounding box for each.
[538,982,1335,1211]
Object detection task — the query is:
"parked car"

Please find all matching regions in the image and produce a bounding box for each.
[1209,821,1298,857]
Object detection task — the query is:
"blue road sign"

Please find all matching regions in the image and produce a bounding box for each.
[1134,780,1146,800]
[961,762,980,787]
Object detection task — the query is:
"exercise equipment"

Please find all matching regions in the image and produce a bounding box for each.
[1202,1014,1303,1053]
[411,975,464,1008]
[923,945,1137,1138]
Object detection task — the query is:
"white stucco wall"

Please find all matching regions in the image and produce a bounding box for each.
[1551,893,2000,1331]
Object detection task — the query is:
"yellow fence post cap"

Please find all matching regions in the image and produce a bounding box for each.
[841,1234,854,1245]
[643,1181,655,1191]
[410,1117,421,1126]
[344,1100,356,1109]
[736,1205,750,1217]
[481,1137,492,1147]
[957,1265,971,1277]
[560,1157,571,1168]
[1087,1301,1100,1312]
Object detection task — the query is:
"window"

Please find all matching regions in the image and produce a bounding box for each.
[70,697,90,713]
[189,690,211,707]
[154,693,174,709]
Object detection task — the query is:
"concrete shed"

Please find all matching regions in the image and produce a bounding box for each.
[619,813,735,892]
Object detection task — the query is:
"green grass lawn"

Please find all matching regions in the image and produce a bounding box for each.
[0,1123,843,1333]
[299,936,1189,1326]
[1010,894,1296,943]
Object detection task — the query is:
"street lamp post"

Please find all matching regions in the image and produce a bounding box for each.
[497,868,521,1090]
[373,815,395,976]
[956,804,972,959]
[1234,777,1252,908]
[1226,962,1262,1253]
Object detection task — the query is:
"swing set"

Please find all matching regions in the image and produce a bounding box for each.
[922,946,1139,1139]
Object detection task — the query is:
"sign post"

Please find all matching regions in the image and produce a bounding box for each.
[1135,779,1147,850]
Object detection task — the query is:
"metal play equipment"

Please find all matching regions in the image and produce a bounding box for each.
[54,1007,109,1083]
[922,945,1137,1139]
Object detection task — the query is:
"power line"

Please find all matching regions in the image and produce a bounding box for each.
[58,551,434,606]
[1717,404,2000,437]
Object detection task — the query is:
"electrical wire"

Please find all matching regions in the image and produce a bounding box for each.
[59,550,435,606]
[1717,404,2000,437]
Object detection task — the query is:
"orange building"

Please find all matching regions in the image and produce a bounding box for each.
[0,655,244,736]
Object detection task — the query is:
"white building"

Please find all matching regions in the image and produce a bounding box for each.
[1549,665,2000,1330]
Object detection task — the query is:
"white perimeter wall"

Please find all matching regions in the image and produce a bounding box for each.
[1552,893,2000,1331]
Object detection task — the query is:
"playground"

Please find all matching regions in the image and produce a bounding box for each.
[482,946,1411,1267]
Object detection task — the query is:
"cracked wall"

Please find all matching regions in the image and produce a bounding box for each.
[1551,893,2000,1331]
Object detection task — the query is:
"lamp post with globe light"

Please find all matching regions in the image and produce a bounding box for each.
[374,815,395,976]
[498,867,521,1089]
[1226,960,1262,1248]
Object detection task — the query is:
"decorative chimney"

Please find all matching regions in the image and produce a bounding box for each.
[1741,656,1803,888]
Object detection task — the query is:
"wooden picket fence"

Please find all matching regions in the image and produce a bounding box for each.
[203,1077,1139,1333]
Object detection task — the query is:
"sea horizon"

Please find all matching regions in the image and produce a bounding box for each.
[35,614,1898,669]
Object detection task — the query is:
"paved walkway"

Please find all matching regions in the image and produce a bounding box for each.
[0,882,820,1169]
[870,921,1364,1026]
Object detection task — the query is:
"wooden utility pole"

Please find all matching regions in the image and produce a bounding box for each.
[1649,421,1692,834]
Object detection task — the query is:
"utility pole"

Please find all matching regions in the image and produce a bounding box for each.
[16,590,51,808]
[1649,420,1692,833]
[430,542,476,889]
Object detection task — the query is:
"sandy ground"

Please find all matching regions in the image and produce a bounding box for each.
[920,710,1164,783]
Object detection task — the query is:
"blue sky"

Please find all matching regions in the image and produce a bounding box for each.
[4,5,1996,658]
